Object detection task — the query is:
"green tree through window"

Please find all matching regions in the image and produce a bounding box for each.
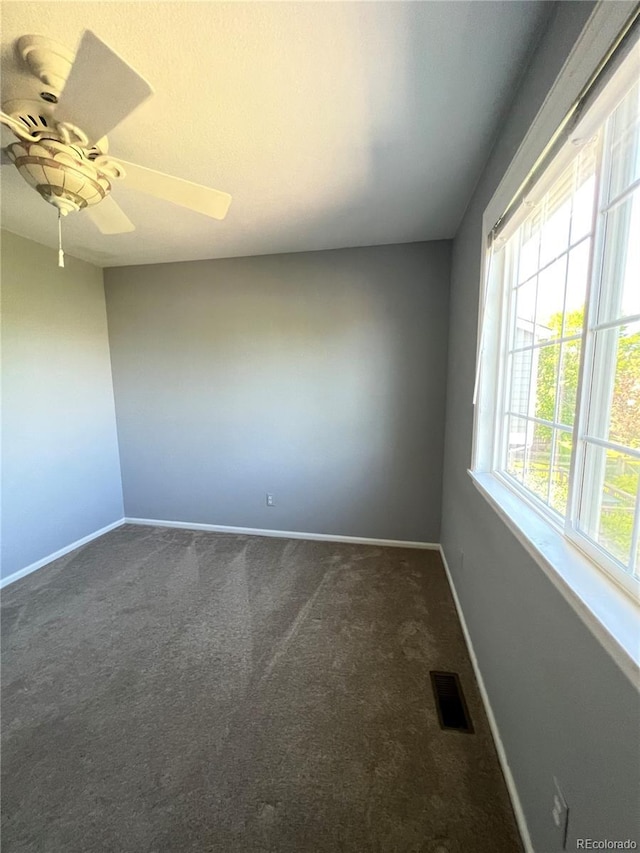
[533,309,640,556]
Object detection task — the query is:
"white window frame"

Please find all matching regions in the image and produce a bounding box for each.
[494,119,640,597]
[471,1,640,685]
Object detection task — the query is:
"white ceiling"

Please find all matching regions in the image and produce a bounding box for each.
[0,1,550,268]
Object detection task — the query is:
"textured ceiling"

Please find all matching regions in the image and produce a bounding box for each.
[0,1,550,267]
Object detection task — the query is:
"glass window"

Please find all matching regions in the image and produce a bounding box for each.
[490,66,640,593]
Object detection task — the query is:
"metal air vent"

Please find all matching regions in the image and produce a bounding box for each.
[430,671,474,733]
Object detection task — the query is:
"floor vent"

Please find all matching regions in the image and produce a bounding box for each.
[430,671,474,733]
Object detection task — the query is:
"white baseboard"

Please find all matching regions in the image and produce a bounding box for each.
[1,516,436,590]
[125,517,439,550]
[0,518,126,590]
[438,544,533,853]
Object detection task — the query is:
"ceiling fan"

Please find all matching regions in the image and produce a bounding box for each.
[0,30,232,254]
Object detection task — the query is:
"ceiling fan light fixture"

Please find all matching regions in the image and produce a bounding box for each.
[6,140,112,214]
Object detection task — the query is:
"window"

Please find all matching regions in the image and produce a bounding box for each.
[476,34,640,599]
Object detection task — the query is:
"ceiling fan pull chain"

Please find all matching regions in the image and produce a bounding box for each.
[58,211,65,268]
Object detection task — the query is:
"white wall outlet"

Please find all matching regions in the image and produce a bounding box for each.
[552,777,569,849]
[266,493,275,507]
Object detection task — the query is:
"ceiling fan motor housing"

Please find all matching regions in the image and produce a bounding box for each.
[16,34,74,100]
[5,140,112,214]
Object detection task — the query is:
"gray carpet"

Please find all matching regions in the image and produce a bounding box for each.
[1,524,522,852]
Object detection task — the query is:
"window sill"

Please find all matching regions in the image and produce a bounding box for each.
[468,469,639,684]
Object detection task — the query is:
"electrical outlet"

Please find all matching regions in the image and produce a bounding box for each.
[552,777,569,849]
[266,493,275,507]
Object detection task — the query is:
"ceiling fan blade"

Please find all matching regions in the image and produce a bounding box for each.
[54,31,153,145]
[116,159,232,220]
[86,195,135,235]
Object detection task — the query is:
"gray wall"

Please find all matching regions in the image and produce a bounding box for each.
[1,231,124,580]
[105,242,450,542]
[441,3,640,851]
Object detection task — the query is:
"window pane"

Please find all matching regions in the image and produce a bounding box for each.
[523,420,552,504]
[505,415,527,482]
[596,190,640,324]
[549,430,573,516]
[540,194,571,268]
[513,277,537,344]
[588,323,640,450]
[557,339,582,427]
[518,222,540,284]
[533,342,560,424]
[578,444,639,568]
[606,78,640,203]
[564,240,590,325]
[570,175,596,243]
[536,256,567,341]
[509,349,533,416]
[610,322,640,450]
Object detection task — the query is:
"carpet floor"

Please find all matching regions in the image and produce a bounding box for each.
[1,524,522,853]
